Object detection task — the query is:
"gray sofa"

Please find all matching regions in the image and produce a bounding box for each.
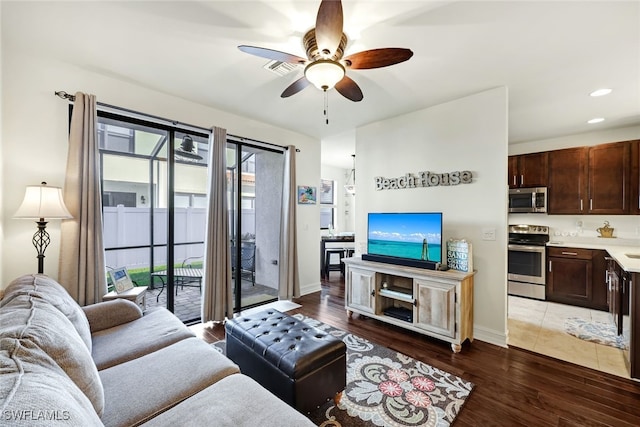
[0,274,315,427]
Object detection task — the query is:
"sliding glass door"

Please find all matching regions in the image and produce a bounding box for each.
[99,110,284,320]
[99,111,208,323]
[226,140,284,311]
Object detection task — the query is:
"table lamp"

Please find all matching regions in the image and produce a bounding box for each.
[14,182,73,274]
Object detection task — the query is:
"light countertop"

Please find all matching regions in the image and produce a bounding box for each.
[547,238,640,273]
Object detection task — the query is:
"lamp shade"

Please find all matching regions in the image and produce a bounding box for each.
[14,182,73,220]
[304,60,345,91]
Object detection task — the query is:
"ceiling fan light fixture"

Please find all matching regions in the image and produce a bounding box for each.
[304,59,345,91]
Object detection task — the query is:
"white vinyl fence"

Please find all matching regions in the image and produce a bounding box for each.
[103,206,206,270]
[103,206,255,271]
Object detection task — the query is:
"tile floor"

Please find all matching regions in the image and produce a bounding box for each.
[507,295,629,378]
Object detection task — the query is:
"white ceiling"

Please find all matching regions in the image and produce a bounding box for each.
[3,1,639,169]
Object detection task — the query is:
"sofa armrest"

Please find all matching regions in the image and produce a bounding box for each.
[82,299,143,333]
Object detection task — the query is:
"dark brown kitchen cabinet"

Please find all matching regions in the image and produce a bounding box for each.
[590,249,608,311]
[631,140,640,214]
[547,147,588,214]
[547,141,631,214]
[606,257,623,335]
[507,152,548,188]
[546,247,608,310]
[588,141,630,214]
[627,271,638,379]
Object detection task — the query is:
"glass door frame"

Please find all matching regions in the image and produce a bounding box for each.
[98,109,209,321]
[227,137,283,313]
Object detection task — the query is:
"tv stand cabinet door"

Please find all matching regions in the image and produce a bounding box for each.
[346,267,376,315]
[414,279,456,338]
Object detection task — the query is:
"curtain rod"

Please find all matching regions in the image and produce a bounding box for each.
[54,91,299,152]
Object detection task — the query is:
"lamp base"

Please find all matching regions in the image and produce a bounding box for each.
[33,220,50,274]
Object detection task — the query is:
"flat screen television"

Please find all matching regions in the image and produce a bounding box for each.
[363,212,443,269]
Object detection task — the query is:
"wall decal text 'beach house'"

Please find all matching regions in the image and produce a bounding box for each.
[374,171,473,191]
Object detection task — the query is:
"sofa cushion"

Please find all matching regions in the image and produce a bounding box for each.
[99,337,240,427]
[91,307,195,370]
[139,374,316,427]
[0,337,103,426]
[82,299,143,333]
[0,274,92,351]
[0,295,104,417]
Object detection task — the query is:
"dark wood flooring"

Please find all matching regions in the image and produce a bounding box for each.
[199,275,640,426]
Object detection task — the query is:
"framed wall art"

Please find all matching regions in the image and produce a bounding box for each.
[297,186,317,204]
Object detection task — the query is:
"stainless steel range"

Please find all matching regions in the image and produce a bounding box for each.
[507,224,549,300]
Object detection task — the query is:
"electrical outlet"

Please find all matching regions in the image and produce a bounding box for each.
[482,227,496,241]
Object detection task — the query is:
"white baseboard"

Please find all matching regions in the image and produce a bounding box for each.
[473,325,508,348]
[299,281,321,296]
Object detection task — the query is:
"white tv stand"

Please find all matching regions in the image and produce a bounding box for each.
[344,257,474,353]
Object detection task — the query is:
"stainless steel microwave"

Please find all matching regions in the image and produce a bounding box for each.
[508,187,547,213]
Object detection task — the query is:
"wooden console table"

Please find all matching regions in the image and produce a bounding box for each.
[344,257,474,353]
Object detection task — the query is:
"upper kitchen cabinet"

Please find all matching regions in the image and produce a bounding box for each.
[548,147,588,214]
[588,141,630,214]
[548,141,632,215]
[507,152,548,189]
[631,140,640,214]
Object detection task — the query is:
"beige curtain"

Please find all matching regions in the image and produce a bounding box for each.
[279,145,300,299]
[201,126,232,322]
[58,92,106,305]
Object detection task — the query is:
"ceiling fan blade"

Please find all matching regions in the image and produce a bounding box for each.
[315,0,343,56]
[335,76,363,102]
[344,48,414,69]
[281,76,311,98]
[238,45,306,64]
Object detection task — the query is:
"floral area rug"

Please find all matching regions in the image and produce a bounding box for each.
[564,317,627,350]
[214,314,474,426]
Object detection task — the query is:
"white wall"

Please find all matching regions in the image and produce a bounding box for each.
[508,213,640,242]
[356,87,510,347]
[320,164,355,235]
[1,48,321,292]
[0,3,3,287]
[509,125,640,155]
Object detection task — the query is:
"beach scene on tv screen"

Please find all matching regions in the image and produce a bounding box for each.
[368,213,442,263]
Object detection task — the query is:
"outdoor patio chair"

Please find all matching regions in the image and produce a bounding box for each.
[231,243,255,286]
[178,256,204,291]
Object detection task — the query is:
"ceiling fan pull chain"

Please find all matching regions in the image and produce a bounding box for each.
[324,89,329,125]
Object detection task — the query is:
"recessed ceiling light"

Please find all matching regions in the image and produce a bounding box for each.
[587,117,605,124]
[590,88,612,97]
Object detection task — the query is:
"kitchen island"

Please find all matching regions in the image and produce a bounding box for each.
[547,238,640,380]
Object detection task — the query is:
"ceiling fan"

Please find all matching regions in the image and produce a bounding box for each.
[238,0,413,102]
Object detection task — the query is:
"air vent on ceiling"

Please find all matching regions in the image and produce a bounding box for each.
[263,60,300,76]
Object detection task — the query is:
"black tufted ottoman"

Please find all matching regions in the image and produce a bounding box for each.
[224,309,346,413]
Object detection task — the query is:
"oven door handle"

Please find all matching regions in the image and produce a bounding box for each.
[508,244,545,252]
